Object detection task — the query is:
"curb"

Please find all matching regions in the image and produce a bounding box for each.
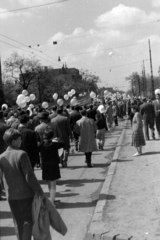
[86,120,128,240]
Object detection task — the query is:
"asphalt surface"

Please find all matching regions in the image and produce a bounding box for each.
[0,120,124,240]
[87,121,160,240]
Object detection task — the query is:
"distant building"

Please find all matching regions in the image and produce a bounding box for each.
[19,64,81,84]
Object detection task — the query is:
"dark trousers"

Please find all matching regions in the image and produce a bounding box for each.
[156,114,160,135]
[85,152,92,165]
[9,197,33,240]
[113,116,118,126]
[143,118,155,140]
[73,131,79,150]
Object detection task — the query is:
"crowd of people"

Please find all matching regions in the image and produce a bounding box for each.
[0,94,160,240]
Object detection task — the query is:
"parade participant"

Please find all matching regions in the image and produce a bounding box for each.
[70,105,82,151]
[18,114,40,170]
[153,93,160,139]
[35,111,62,143]
[0,128,44,240]
[51,107,73,167]
[140,98,155,140]
[74,110,97,167]
[131,105,145,156]
[106,101,113,130]
[0,111,10,200]
[95,112,107,150]
[112,100,119,126]
[87,104,97,121]
[49,105,57,120]
[6,111,17,127]
[39,130,64,205]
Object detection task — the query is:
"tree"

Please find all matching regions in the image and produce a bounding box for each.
[126,72,141,97]
[3,52,41,90]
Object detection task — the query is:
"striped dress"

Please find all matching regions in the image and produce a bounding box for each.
[131,112,145,147]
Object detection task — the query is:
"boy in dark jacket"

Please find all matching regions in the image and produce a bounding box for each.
[0,128,44,240]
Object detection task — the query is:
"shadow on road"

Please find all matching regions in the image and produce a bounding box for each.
[57,178,104,186]
[0,211,12,219]
[112,159,133,162]
[56,199,98,209]
[0,226,15,237]
[141,151,160,155]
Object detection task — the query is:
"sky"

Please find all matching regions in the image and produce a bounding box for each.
[1,0,160,91]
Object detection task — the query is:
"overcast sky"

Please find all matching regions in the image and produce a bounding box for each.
[1,0,160,91]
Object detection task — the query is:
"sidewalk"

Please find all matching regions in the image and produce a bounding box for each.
[0,120,125,240]
[87,121,160,240]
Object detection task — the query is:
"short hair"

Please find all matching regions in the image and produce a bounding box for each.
[19,114,29,124]
[3,128,21,146]
[25,110,30,116]
[66,105,70,109]
[80,109,87,116]
[52,105,57,111]
[57,107,63,114]
[131,105,139,112]
[75,105,79,111]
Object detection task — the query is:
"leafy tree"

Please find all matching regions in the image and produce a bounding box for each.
[3,52,41,90]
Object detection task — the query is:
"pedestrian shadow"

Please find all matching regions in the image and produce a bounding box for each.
[69,153,102,157]
[0,211,12,219]
[141,151,160,156]
[56,199,98,209]
[44,192,79,198]
[112,159,133,162]
[57,178,104,187]
[0,226,15,237]
[67,163,105,169]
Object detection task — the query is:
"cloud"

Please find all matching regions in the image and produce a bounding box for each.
[95,4,160,28]
[152,0,160,7]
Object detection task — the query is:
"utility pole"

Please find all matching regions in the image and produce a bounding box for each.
[148,39,154,99]
[143,60,146,96]
[0,56,5,108]
[138,75,141,97]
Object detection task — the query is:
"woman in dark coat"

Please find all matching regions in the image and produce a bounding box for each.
[39,130,64,205]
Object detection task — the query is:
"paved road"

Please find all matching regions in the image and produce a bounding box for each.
[0,121,124,240]
[87,121,160,240]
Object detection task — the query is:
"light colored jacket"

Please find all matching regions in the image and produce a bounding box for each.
[32,196,67,240]
[74,116,97,153]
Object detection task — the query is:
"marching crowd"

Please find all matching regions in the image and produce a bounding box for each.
[0,94,160,240]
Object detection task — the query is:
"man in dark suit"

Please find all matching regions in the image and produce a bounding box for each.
[51,107,73,167]
[87,104,97,121]
[69,105,81,151]
[0,111,10,199]
[140,98,155,140]
[18,114,40,170]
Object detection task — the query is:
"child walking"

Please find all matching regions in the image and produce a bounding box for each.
[39,130,64,205]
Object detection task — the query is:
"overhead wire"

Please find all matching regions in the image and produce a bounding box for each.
[60,41,148,58]
[0,0,68,14]
[0,39,59,65]
[30,19,160,47]
[93,59,149,71]
[0,33,61,67]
